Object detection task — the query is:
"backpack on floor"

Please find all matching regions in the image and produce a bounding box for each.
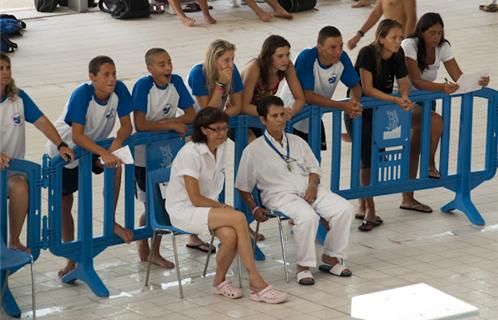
[0,15,26,53]
[98,0,151,19]
[277,0,316,12]
[58,0,98,7]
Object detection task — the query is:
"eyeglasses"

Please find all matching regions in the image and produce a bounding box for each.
[206,126,229,133]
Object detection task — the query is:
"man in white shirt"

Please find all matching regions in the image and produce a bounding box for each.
[235,96,354,286]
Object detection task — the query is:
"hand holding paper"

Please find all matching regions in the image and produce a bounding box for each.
[454,72,490,94]
[100,145,134,166]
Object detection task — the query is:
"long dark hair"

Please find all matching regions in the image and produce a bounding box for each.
[370,19,403,76]
[257,35,291,90]
[408,12,450,72]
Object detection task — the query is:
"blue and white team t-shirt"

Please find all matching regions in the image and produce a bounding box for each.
[47,80,132,168]
[0,90,43,159]
[283,47,360,133]
[187,63,244,110]
[132,74,195,167]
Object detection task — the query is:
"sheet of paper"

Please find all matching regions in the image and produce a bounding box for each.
[99,145,134,165]
[453,71,488,94]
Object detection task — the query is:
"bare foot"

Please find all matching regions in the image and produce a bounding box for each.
[273,9,293,19]
[256,10,273,22]
[352,0,370,8]
[58,260,76,278]
[180,15,196,26]
[9,241,31,253]
[204,14,217,24]
[137,239,150,262]
[114,223,133,244]
[148,254,175,269]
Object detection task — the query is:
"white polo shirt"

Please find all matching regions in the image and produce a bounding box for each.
[165,141,226,212]
[132,75,195,167]
[0,90,43,160]
[235,130,320,206]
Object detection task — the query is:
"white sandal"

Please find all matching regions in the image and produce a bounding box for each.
[213,279,243,299]
[296,270,315,285]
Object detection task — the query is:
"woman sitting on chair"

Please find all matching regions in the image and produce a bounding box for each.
[165,107,288,304]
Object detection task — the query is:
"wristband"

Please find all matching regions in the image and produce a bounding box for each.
[57,141,68,151]
[251,206,261,215]
[357,30,365,37]
[216,81,225,88]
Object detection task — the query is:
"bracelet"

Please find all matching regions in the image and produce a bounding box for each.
[251,206,261,215]
[357,30,365,37]
[57,141,68,151]
[215,81,225,88]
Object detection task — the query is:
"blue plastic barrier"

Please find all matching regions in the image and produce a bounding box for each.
[0,159,42,317]
[44,131,185,297]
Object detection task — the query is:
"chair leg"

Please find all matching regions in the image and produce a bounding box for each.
[277,217,289,283]
[202,234,215,277]
[252,222,260,253]
[236,254,242,288]
[0,269,10,305]
[30,255,36,320]
[171,233,183,299]
[144,231,156,287]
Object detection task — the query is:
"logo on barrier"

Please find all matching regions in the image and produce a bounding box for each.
[11,113,23,126]
[159,145,174,168]
[105,109,116,119]
[328,74,338,85]
[383,110,401,140]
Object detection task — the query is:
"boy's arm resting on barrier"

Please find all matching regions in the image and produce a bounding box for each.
[72,123,121,167]
[238,190,269,222]
[0,153,9,169]
[109,115,133,152]
[303,89,360,117]
[133,110,189,135]
[33,115,75,162]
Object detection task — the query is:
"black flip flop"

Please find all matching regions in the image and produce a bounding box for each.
[183,2,213,12]
[186,242,216,253]
[354,214,383,225]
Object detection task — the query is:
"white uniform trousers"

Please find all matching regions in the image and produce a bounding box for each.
[266,186,354,268]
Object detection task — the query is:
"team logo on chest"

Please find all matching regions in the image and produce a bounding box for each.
[105,109,116,119]
[11,113,23,126]
[162,103,173,115]
[328,73,338,85]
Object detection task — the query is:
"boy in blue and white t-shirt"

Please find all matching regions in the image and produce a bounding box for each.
[1,53,74,253]
[282,26,363,148]
[47,56,134,278]
[132,48,196,268]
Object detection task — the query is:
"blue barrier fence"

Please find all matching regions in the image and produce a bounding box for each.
[1,88,497,315]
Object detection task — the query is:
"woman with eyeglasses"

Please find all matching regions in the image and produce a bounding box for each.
[165,107,288,304]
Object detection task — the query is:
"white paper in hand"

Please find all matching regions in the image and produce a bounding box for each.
[99,145,135,165]
[454,72,488,94]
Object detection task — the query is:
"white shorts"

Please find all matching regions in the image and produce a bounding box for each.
[166,205,211,237]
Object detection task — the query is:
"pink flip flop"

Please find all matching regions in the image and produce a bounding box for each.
[250,285,288,304]
[213,279,243,299]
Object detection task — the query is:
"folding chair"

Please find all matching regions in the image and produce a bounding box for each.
[0,238,36,319]
[144,167,241,298]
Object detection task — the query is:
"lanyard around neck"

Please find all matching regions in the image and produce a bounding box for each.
[264,133,289,162]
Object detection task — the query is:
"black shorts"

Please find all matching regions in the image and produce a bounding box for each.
[62,154,104,196]
[135,166,146,193]
[292,120,327,151]
[344,109,374,169]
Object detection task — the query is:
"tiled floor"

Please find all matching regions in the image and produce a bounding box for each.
[2,0,498,319]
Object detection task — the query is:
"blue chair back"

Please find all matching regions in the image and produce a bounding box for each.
[147,168,173,230]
